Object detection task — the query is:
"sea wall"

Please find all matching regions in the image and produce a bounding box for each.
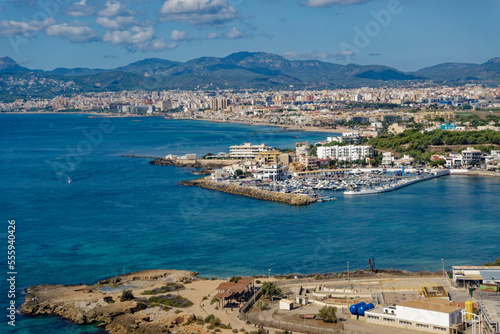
[181,179,316,206]
[150,158,236,169]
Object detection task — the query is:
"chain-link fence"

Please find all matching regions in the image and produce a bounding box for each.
[242,313,343,334]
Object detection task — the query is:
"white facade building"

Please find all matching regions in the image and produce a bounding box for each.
[317,145,373,162]
[229,143,272,159]
[253,165,288,181]
[365,299,463,334]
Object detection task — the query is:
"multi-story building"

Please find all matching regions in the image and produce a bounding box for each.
[317,145,373,162]
[328,132,361,145]
[253,165,288,181]
[461,147,482,166]
[256,151,282,165]
[295,142,310,156]
[299,155,318,169]
[229,143,272,159]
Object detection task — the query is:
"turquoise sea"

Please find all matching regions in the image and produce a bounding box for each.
[1,113,499,333]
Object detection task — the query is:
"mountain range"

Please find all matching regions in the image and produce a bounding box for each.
[1,52,499,101]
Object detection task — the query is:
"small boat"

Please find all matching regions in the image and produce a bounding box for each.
[317,196,337,202]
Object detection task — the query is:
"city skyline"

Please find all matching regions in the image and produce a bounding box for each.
[1,0,499,72]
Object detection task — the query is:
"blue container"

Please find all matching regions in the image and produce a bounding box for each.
[357,303,374,316]
[349,302,366,315]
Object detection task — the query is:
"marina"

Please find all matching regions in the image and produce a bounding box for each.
[214,168,451,201]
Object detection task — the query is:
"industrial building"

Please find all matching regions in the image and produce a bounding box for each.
[364,298,463,334]
[452,266,500,288]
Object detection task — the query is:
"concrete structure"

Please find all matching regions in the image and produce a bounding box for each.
[452,266,500,288]
[212,169,231,180]
[256,151,282,165]
[317,145,373,162]
[279,299,293,310]
[230,143,272,159]
[299,155,319,169]
[365,298,462,334]
[327,131,361,145]
[461,147,482,166]
[253,165,288,181]
[295,142,310,156]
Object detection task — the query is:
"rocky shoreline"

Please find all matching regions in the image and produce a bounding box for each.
[180,178,317,206]
[21,270,201,334]
[150,158,237,169]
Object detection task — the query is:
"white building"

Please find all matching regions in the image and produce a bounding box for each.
[317,145,373,162]
[229,143,273,159]
[461,147,482,166]
[327,131,361,144]
[365,298,463,334]
[253,165,288,181]
[382,152,394,166]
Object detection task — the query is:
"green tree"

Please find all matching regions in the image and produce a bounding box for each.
[120,290,135,302]
[483,259,500,266]
[256,301,268,311]
[260,282,281,298]
[234,170,243,177]
[318,306,337,323]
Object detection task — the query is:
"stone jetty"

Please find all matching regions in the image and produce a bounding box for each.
[180,178,317,206]
[150,158,236,169]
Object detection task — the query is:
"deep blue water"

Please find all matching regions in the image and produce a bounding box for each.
[1,113,499,333]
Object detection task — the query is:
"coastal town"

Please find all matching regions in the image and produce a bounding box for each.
[6,84,500,201]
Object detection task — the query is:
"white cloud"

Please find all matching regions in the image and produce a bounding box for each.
[142,38,177,51]
[66,0,95,16]
[334,50,355,57]
[302,0,372,7]
[207,32,218,40]
[226,26,245,39]
[170,29,190,41]
[104,25,154,44]
[284,50,355,60]
[98,0,135,17]
[96,16,137,30]
[0,17,55,37]
[103,25,175,51]
[159,0,239,25]
[45,21,98,42]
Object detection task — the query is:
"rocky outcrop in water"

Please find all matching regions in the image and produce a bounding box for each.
[150,158,236,169]
[21,270,201,334]
[181,179,316,206]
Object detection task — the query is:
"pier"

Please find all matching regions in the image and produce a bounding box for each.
[344,170,450,195]
[180,178,317,206]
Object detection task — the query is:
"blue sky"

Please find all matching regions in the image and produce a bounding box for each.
[0,0,499,72]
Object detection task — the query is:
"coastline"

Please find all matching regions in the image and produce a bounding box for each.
[2,111,350,133]
[174,116,351,134]
[20,267,455,334]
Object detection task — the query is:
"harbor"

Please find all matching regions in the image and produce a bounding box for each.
[181,167,450,205]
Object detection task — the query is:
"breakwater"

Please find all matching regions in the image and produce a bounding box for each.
[150,158,236,169]
[181,178,317,206]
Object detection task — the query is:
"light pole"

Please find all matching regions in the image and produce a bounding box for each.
[347,261,350,281]
[268,269,271,278]
[441,259,445,278]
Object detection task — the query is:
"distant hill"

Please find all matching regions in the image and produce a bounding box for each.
[1,53,500,101]
[0,57,30,74]
[414,57,500,84]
